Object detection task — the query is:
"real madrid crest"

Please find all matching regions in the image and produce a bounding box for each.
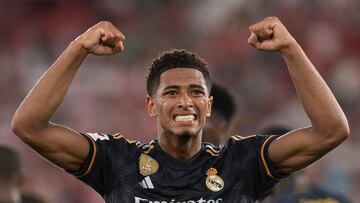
[205,168,224,192]
[139,153,159,176]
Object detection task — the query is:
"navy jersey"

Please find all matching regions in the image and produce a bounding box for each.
[68,133,284,202]
[269,184,352,203]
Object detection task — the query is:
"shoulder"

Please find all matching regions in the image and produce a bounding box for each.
[84,132,141,145]
[227,134,276,147]
[139,140,157,154]
[225,134,279,165]
[201,134,270,157]
[229,134,258,143]
[82,132,142,155]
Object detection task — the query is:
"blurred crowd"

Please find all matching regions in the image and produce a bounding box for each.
[0,0,359,202]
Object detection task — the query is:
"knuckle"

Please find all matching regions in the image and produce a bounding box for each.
[99,20,111,26]
[270,16,279,21]
[249,25,256,31]
[265,16,278,22]
[99,20,107,24]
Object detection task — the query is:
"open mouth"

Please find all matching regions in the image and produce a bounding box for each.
[174,115,196,122]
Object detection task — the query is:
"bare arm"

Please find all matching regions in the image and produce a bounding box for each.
[248,17,349,174]
[11,21,125,171]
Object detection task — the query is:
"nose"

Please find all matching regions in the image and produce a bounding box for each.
[177,92,193,109]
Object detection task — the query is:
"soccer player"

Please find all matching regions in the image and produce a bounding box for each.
[11,17,349,202]
[0,146,47,203]
[202,83,236,146]
[260,126,351,203]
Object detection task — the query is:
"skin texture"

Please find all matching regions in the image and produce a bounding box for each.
[248,17,349,174]
[11,17,349,177]
[147,68,212,160]
[11,21,125,171]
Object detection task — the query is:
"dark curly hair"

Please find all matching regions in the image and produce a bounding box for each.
[210,83,236,124]
[0,145,21,183]
[146,49,211,96]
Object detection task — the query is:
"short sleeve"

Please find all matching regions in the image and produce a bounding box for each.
[66,132,140,196]
[255,134,287,197]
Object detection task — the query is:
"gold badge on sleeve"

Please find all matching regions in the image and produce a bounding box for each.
[139,153,159,176]
[205,168,224,192]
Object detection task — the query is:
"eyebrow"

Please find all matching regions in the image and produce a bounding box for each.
[163,84,206,91]
[163,85,180,91]
[189,84,206,90]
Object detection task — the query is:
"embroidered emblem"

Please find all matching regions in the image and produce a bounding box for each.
[205,168,224,192]
[139,153,159,176]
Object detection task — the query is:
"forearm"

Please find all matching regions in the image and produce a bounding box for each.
[11,21,124,171]
[250,17,349,173]
[281,44,349,137]
[12,41,88,131]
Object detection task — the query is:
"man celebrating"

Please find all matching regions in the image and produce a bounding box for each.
[12,17,349,202]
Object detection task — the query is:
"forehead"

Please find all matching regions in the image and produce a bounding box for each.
[158,68,207,90]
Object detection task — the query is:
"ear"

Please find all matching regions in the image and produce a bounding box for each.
[146,95,157,117]
[206,96,213,117]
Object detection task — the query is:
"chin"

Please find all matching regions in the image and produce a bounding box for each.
[175,128,202,139]
[177,132,194,138]
[163,125,202,139]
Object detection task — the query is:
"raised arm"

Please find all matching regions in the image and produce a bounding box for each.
[11,21,125,171]
[248,17,349,174]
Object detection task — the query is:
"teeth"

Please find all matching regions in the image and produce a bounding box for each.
[175,115,195,122]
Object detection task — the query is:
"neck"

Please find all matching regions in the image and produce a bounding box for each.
[158,131,202,160]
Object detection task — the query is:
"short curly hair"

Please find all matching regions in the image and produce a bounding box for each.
[0,146,21,183]
[146,49,211,96]
[210,83,236,124]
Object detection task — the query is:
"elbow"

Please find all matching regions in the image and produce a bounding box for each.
[337,121,350,143]
[11,115,27,140]
[327,119,350,146]
[11,114,36,144]
[11,114,22,135]
[314,117,350,148]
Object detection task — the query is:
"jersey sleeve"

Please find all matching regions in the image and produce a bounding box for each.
[254,134,287,198]
[66,132,140,196]
[228,134,287,199]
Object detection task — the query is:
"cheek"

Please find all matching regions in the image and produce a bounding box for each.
[198,100,210,117]
[156,100,172,118]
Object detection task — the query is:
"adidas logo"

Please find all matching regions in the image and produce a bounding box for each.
[139,176,154,189]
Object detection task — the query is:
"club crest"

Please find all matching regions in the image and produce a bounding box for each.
[139,153,159,176]
[205,168,224,192]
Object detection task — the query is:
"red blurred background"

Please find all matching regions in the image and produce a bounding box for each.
[0,0,359,202]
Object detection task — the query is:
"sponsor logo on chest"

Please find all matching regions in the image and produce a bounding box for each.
[134,197,223,203]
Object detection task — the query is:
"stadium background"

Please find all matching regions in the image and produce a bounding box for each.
[0,0,359,202]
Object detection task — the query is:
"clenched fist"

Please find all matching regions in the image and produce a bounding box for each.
[75,21,125,55]
[248,17,297,54]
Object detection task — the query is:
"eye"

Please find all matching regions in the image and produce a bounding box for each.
[191,89,205,96]
[164,90,178,96]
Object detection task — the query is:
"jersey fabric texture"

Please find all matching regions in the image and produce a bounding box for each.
[68,133,284,203]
